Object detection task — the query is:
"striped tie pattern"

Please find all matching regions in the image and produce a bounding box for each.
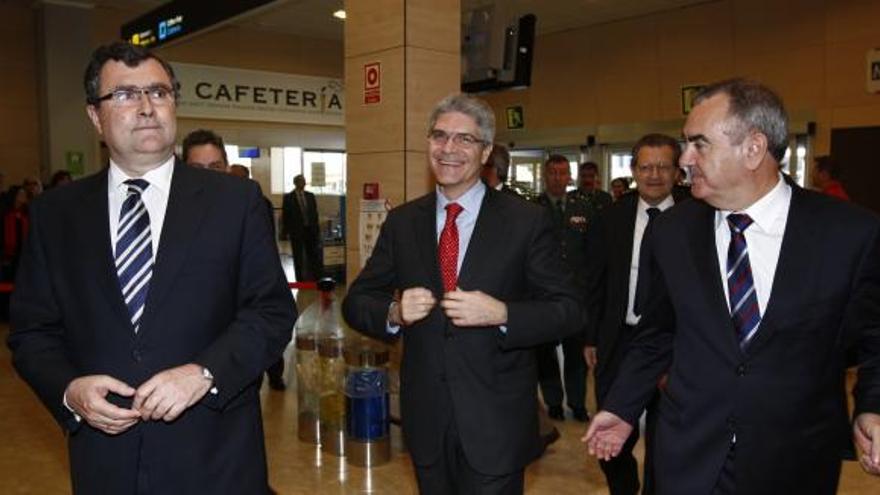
[115,179,153,332]
[726,213,760,348]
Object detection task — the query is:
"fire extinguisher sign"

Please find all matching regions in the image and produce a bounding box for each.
[364,62,381,104]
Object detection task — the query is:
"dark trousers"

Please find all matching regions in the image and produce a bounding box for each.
[290,232,322,282]
[414,420,524,495]
[536,336,587,410]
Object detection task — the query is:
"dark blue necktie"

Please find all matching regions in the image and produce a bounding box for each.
[726,213,760,348]
[115,179,153,332]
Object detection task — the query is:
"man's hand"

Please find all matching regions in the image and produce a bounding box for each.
[65,375,140,435]
[132,364,212,422]
[440,289,507,327]
[582,410,633,461]
[584,346,598,368]
[393,287,437,326]
[854,412,880,476]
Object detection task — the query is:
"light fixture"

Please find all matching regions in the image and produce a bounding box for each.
[333,9,346,20]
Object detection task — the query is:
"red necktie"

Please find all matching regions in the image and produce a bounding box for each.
[439,203,464,292]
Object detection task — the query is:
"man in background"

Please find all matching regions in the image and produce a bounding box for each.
[534,155,591,422]
[575,161,612,216]
[813,155,850,201]
[584,133,683,495]
[282,174,322,281]
[481,144,519,196]
[182,129,228,172]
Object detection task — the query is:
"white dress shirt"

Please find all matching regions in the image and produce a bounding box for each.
[625,195,676,325]
[435,180,487,275]
[714,174,791,327]
[387,180,487,334]
[108,156,175,258]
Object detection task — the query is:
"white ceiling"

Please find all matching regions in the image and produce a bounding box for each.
[86,0,714,41]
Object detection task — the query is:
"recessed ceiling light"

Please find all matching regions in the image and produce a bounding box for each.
[333,10,346,20]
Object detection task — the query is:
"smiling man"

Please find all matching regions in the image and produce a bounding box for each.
[7,42,295,494]
[585,79,880,494]
[582,133,683,495]
[343,93,582,494]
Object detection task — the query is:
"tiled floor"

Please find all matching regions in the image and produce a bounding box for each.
[1,286,877,493]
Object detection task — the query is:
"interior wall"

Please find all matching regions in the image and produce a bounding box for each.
[0,2,40,186]
[483,0,880,156]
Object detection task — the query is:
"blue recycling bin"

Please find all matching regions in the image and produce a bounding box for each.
[344,346,391,467]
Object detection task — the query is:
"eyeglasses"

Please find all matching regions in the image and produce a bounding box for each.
[635,163,676,175]
[427,129,487,148]
[94,85,176,106]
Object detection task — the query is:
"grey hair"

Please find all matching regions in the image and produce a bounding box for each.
[427,93,496,144]
[693,78,789,163]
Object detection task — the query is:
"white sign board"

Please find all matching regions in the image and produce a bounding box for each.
[868,49,880,93]
[311,162,326,187]
[359,199,390,268]
[171,62,344,125]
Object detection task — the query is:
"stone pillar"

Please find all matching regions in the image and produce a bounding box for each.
[344,0,460,284]
[37,2,97,179]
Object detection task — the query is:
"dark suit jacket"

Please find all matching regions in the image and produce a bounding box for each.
[583,192,640,381]
[342,187,583,475]
[281,189,319,241]
[8,161,296,494]
[603,185,880,494]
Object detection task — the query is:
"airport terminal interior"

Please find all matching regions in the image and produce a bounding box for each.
[2,0,880,493]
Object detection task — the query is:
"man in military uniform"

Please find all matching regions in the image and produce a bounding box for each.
[534,154,592,421]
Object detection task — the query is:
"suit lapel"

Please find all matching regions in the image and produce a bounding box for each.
[457,189,501,290]
[138,160,207,331]
[81,170,132,326]
[688,202,742,353]
[413,194,444,294]
[749,186,815,350]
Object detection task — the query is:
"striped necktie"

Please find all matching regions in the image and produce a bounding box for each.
[726,213,760,348]
[115,179,153,332]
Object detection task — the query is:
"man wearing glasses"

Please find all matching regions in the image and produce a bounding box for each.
[8,42,295,494]
[583,133,683,495]
[343,93,582,494]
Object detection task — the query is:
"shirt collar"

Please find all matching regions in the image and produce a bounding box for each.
[436,180,486,215]
[715,173,791,234]
[637,194,675,217]
[109,155,175,196]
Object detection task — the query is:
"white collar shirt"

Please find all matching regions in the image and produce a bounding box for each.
[626,194,676,325]
[108,156,175,259]
[714,174,791,321]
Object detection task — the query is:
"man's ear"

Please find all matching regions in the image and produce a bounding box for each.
[85,105,103,136]
[743,131,769,171]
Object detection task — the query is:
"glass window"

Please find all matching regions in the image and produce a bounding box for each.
[303,150,347,195]
[224,145,253,168]
[609,152,633,180]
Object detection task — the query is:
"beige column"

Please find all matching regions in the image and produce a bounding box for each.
[344,0,460,284]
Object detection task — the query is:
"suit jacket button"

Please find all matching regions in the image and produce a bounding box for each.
[132,349,142,362]
[736,364,746,376]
